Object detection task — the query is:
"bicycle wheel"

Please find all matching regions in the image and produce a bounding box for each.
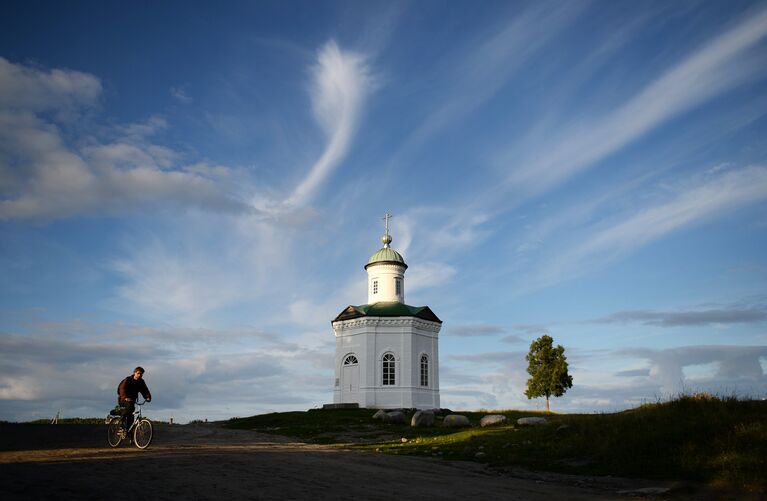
[107,418,123,447]
[133,419,153,449]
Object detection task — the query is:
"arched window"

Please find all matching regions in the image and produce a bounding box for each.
[382,353,395,385]
[420,354,429,386]
[343,354,358,365]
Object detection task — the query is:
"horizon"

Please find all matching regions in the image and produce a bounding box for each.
[1,0,766,423]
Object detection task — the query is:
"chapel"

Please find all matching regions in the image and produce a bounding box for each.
[331,214,441,409]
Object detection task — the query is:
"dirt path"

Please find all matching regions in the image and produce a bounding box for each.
[0,424,742,500]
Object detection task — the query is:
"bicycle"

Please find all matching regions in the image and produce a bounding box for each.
[107,399,153,449]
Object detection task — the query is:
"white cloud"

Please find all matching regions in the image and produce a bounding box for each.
[0,59,252,221]
[0,318,331,422]
[505,6,767,197]
[446,324,505,337]
[406,261,457,294]
[170,85,192,104]
[0,56,101,113]
[522,165,767,291]
[391,2,586,162]
[288,41,374,207]
[621,345,767,395]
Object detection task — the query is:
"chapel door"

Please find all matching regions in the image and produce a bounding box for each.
[341,354,359,402]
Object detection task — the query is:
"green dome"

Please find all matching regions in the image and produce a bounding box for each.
[365,247,407,269]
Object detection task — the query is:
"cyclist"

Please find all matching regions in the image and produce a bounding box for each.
[117,366,152,432]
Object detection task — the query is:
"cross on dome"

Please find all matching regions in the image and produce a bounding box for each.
[382,211,393,248]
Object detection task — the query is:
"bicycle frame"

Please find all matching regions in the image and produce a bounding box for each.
[122,398,147,432]
[108,398,152,448]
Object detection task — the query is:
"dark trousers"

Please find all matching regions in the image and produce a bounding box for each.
[118,399,135,431]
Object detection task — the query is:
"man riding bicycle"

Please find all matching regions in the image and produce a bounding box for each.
[117,366,152,431]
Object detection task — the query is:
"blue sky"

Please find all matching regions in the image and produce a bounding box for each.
[1,0,766,422]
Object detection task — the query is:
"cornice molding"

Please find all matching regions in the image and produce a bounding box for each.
[333,316,441,333]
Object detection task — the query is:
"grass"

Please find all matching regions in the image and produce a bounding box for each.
[226,395,766,490]
[27,417,107,425]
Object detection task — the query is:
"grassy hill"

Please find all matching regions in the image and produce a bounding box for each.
[226,394,766,491]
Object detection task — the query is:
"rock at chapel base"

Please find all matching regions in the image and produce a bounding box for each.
[442,414,470,428]
[372,409,387,420]
[384,411,406,424]
[411,410,435,427]
[480,414,508,427]
[516,417,547,426]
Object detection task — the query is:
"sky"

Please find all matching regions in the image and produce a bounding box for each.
[1,0,766,423]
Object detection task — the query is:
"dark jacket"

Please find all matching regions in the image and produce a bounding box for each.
[118,375,151,403]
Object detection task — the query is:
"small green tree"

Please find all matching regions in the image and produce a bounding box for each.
[525,335,573,412]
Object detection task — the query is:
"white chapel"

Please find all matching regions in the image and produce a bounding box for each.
[331,214,441,409]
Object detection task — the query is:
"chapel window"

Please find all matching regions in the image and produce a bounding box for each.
[343,355,358,365]
[420,354,429,386]
[395,278,402,296]
[382,353,395,385]
[372,279,378,295]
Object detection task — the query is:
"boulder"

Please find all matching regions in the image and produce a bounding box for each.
[411,410,435,427]
[480,414,508,427]
[442,414,470,428]
[372,409,387,420]
[517,417,547,426]
[384,411,406,424]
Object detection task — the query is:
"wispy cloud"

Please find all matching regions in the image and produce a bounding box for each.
[512,324,550,336]
[449,351,524,363]
[393,1,586,161]
[592,305,767,327]
[111,213,301,321]
[504,5,767,198]
[288,41,374,207]
[446,324,505,337]
[522,165,767,291]
[170,84,192,104]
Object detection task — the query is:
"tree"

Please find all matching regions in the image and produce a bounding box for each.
[524,335,573,412]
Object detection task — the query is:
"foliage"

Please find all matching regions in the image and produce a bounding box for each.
[524,335,573,412]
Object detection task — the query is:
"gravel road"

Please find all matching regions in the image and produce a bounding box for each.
[0,423,746,500]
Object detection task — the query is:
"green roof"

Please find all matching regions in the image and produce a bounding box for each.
[333,302,441,323]
[365,247,407,269]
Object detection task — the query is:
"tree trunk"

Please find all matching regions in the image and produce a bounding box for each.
[545,396,550,413]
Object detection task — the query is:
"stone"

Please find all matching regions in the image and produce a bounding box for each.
[516,417,547,426]
[372,409,387,420]
[443,414,470,428]
[384,411,406,424]
[401,437,408,443]
[411,410,435,427]
[475,452,486,459]
[480,414,508,427]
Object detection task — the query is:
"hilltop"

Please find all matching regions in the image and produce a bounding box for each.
[226,395,766,492]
